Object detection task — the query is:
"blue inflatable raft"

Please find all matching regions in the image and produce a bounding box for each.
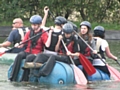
[8,60,110,84]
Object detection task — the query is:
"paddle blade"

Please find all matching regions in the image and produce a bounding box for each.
[107,64,120,81]
[79,54,96,76]
[72,65,87,85]
[0,52,5,56]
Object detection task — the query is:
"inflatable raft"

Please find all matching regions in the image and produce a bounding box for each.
[7,59,110,84]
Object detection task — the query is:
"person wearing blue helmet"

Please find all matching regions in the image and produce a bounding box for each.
[29,23,81,78]
[75,21,97,78]
[43,16,67,54]
[19,16,67,81]
[23,16,67,66]
[9,6,50,81]
[77,21,97,62]
[92,25,118,77]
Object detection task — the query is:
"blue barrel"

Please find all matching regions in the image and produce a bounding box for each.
[78,65,110,81]
[8,60,25,82]
[87,69,110,81]
[8,61,75,84]
[38,61,75,84]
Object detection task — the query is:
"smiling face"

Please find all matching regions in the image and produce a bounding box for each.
[80,25,88,35]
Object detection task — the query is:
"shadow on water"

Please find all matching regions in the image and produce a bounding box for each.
[0,40,120,90]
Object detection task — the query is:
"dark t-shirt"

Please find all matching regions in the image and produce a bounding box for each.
[7,29,20,45]
[7,27,27,45]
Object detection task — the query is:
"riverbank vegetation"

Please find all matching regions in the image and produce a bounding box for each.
[0,0,120,30]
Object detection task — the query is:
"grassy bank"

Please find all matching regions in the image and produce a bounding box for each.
[1,19,120,30]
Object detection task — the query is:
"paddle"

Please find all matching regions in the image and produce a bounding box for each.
[107,64,120,81]
[116,60,120,66]
[61,40,87,85]
[74,30,120,81]
[48,10,95,77]
[48,10,55,19]
[0,28,50,56]
[79,54,96,76]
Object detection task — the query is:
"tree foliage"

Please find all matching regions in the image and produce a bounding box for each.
[0,0,119,24]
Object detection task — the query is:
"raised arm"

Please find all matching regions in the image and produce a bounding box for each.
[41,6,49,26]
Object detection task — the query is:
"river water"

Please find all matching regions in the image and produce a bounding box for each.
[0,40,120,90]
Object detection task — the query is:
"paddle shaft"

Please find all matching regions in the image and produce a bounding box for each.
[75,29,119,65]
[61,40,75,64]
[3,28,50,53]
[61,40,87,85]
[48,10,55,20]
[74,30,110,64]
[48,10,76,65]
[116,60,120,66]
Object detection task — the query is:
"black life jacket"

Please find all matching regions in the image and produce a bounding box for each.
[78,36,91,56]
[45,30,62,51]
[60,35,75,54]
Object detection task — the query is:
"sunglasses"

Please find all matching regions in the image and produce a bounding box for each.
[12,22,19,24]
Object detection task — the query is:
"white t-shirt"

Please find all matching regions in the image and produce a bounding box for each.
[93,38,108,66]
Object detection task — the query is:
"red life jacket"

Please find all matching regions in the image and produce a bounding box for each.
[78,39,91,56]
[23,29,48,54]
[84,47,91,56]
[59,35,75,55]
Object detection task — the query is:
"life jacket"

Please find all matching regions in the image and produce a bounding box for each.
[45,30,62,51]
[18,27,29,41]
[93,37,106,59]
[14,27,29,46]
[78,38,91,57]
[29,28,42,49]
[59,35,75,54]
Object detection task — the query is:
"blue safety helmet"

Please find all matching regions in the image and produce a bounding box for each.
[30,15,42,24]
[94,26,105,38]
[68,21,78,32]
[54,16,67,25]
[80,21,91,30]
[63,23,74,34]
